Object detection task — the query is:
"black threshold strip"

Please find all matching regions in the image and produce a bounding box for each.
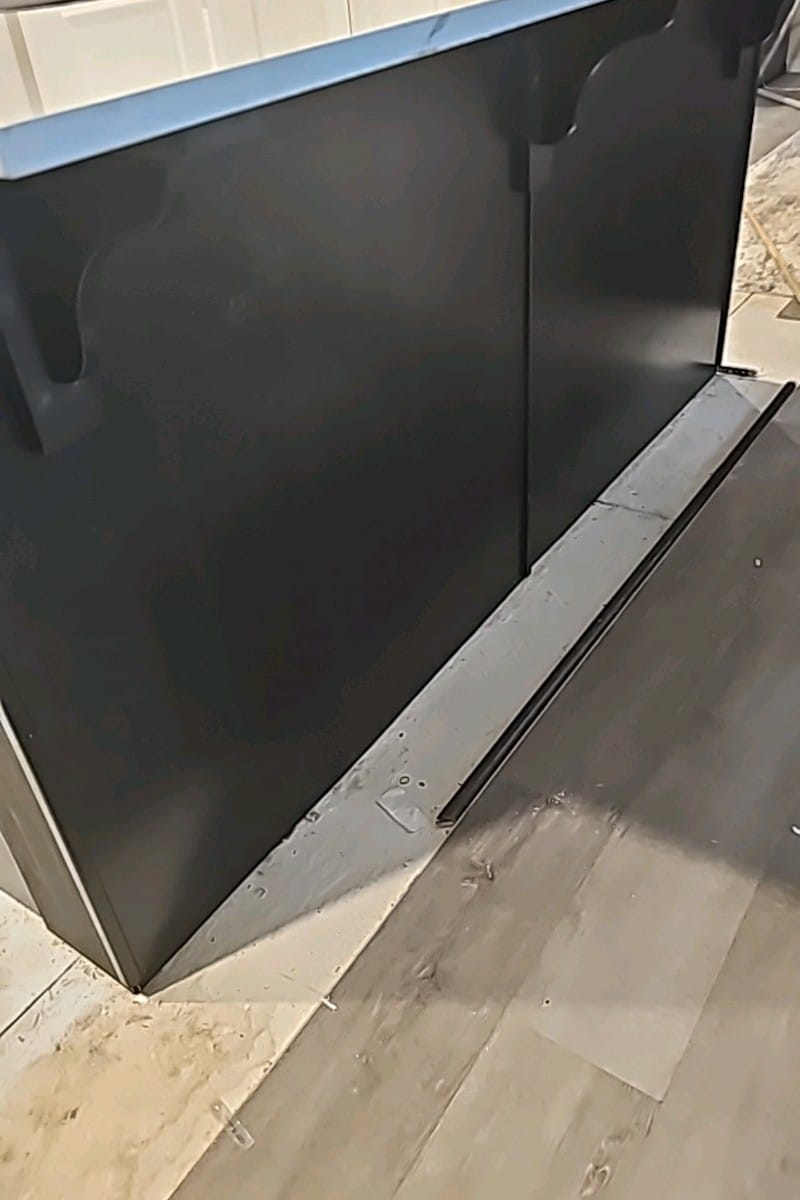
[437,378,798,829]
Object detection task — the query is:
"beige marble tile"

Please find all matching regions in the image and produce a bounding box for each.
[725,292,800,382]
[729,288,751,313]
[0,891,75,1037]
[0,959,276,1200]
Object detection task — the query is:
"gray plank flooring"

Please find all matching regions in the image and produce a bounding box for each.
[176,402,800,1199]
[395,1022,656,1200]
[504,419,800,1099]
[601,829,800,1199]
[175,782,619,1200]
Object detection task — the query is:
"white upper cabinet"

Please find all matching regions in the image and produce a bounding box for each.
[18,0,213,113]
[0,14,36,125]
[349,0,437,35]
[252,0,350,57]
[0,0,484,126]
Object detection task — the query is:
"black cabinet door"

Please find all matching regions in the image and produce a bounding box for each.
[0,36,526,984]
[526,0,758,561]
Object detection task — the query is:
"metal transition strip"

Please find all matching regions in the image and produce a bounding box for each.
[437,378,798,828]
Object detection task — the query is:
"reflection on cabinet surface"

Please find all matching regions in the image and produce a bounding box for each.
[18,0,211,113]
[0,14,35,123]
[0,0,487,124]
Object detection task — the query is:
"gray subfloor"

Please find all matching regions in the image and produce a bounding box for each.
[176,381,800,1198]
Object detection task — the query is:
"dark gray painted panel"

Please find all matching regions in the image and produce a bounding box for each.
[0,35,526,984]
[526,0,761,558]
[0,706,119,979]
[0,0,783,986]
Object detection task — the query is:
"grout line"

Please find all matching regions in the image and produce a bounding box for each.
[736,288,794,305]
[0,957,76,1041]
[729,290,754,314]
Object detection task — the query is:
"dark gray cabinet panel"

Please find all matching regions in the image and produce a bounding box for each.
[525,0,762,559]
[0,0,782,986]
[0,39,527,983]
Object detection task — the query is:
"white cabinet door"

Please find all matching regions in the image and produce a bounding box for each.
[338,0,483,37]
[252,0,350,55]
[18,0,212,114]
[349,0,437,33]
[0,14,36,125]
[349,0,437,34]
[203,0,260,69]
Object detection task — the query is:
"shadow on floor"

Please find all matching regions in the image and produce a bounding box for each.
[153,394,800,995]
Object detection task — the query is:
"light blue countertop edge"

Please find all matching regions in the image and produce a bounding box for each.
[0,0,607,179]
